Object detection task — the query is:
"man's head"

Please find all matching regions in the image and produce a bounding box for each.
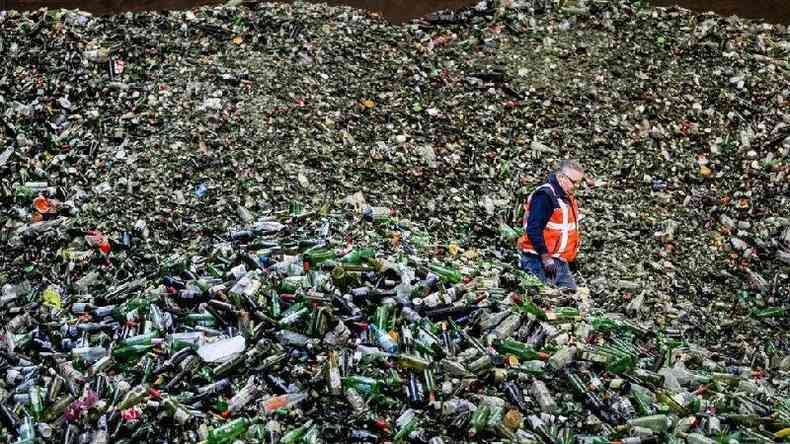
[556,160,585,194]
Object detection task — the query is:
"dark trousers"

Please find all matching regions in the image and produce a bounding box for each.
[519,253,577,290]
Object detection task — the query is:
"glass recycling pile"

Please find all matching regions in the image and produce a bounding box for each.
[1,0,789,442]
[0,206,788,443]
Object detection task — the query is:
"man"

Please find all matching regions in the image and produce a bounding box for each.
[517,160,584,290]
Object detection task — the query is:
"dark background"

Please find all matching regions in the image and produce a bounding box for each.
[1,0,788,26]
[651,0,789,25]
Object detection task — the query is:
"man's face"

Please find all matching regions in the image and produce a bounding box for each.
[558,168,584,194]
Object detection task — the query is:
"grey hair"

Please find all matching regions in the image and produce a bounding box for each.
[557,159,584,175]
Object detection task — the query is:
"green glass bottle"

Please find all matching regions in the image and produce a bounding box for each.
[15,416,36,444]
[163,396,192,425]
[300,424,321,444]
[112,343,157,361]
[428,264,463,284]
[396,353,431,371]
[247,422,268,442]
[161,253,189,275]
[326,351,342,395]
[684,433,717,444]
[363,206,394,223]
[115,384,149,411]
[342,376,382,396]
[596,341,638,374]
[656,390,700,415]
[303,246,336,265]
[513,360,546,375]
[167,332,203,352]
[546,306,580,321]
[278,303,309,327]
[120,333,161,347]
[517,298,548,321]
[29,385,45,420]
[112,296,153,321]
[182,312,217,327]
[375,301,396,330]
[606,351,637,374]
[720,413,771,426]
[707,371,740,385]
[410,279,434,299]
[423,367,436,394]
[213,398,229,414]
[340,247,375,265]
[516,269,545,289]
[632,369,664,386]
[279,420,314,444]
[330,265,354,291]
[43,394,75,422]
[420,318,440,334]
[469,404,491,437]
[370,323,398,353]
[207,264,223,278]
[414,331,443,358]
[630,384,655,416]
[627,414,671,433]
[495,339,548,361]
[194,278,211,294]
[590,316,620,332]
[307,306,330,337]
[498,223,523,242]
[575,437,609,444]
[141,355,155,384]
[280,275,308,293]
[750,307,786,318]
[206,418,251,444]
[289,200,304,215]
[393,416,417,443]
[269,291,282,318]
[15,184,35,200]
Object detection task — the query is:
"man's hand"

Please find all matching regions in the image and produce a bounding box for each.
[541,254,558,278]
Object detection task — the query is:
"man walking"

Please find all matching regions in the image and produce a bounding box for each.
[517,160,584,290]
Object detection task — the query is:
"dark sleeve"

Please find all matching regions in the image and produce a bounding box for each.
[526,192,553,256]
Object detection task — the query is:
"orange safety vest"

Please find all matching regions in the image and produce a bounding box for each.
[517,183,581,263]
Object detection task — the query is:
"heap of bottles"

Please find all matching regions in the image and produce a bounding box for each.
[0,207,787,444]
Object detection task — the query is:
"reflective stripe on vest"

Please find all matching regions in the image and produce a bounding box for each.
[557,198,569,254]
